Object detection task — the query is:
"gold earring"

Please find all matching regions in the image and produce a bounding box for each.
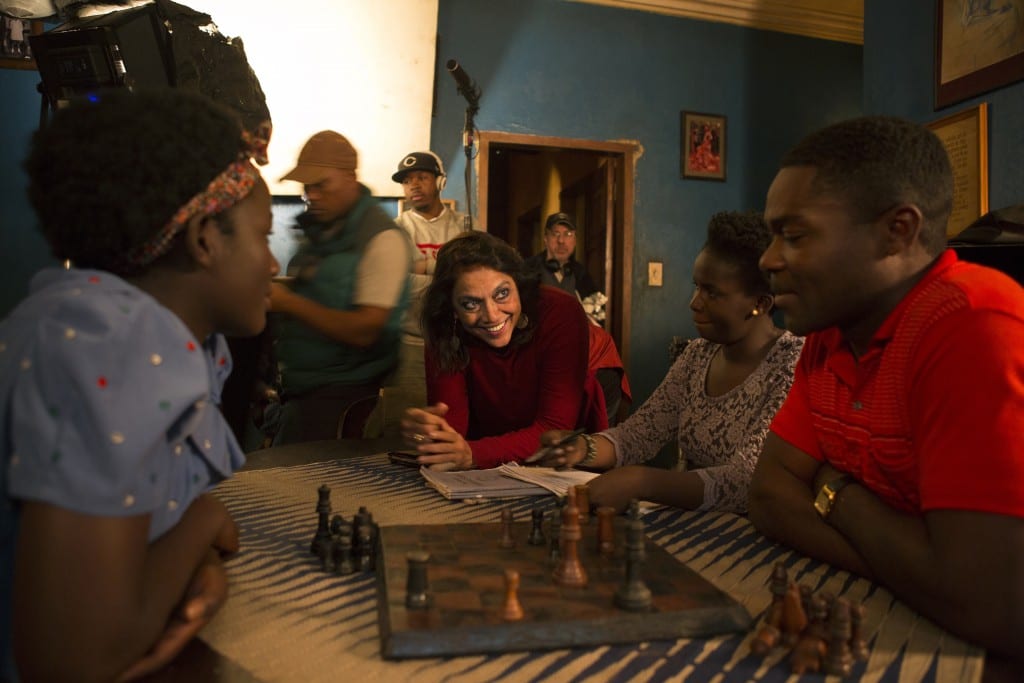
[751,309,760,317]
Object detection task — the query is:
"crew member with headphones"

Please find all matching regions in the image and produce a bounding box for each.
[365,151,468,436]
[525,212,599,298]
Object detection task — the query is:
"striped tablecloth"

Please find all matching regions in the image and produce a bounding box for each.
[203,454,983,683]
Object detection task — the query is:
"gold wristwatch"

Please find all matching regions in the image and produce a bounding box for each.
[813,475,853,519]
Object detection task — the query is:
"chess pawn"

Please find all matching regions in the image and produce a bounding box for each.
[574,484,590,524]
[825,598,855,677]
[789,594,828,674]
[849,601,869,660]
[596,506,616,556]
[502,569,524,621]
[780,581,808,647]
[547,509,562,567]
[405,551,431,609]
[499,506,516,549]
[613,507,652,611]
[311,484,332,556]
[527,508,546,546]
[357,525,374,572]
[554,489,587,587]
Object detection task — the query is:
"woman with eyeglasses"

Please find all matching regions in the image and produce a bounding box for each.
[399,231,607,470]
[530,211,803,513]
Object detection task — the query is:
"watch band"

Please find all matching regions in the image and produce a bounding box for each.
[814,474,853,519]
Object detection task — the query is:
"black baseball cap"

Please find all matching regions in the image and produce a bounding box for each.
[392,151,444,182]
[544,212,576,232]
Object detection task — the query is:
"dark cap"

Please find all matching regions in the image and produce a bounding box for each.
[544,212,576,232]
[280,130,358,184]
[392,151,445,183]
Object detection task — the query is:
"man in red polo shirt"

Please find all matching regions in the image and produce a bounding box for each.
[749,115,1024,666]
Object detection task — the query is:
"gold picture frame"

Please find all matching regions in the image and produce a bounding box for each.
[934,0,1024,108]
[681,111,726,181]
[926,102,989,238]
[0,18,42,70]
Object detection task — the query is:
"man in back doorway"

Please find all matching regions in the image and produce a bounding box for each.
[269,131,410,445]
[525,212,599,299]
[364,151,467,436]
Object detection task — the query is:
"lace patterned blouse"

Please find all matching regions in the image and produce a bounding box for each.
[601,332,803,513]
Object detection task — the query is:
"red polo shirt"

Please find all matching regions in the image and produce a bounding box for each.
[771,250,1024,516]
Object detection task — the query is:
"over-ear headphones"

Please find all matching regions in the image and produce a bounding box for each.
[545,259,573,277]
[423,150,447,192]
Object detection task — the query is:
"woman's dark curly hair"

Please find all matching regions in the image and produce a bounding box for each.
[422,231,541,372]
[24,88,246,276]
[702,211,772,296]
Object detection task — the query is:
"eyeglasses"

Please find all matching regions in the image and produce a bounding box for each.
[546,230,575,240]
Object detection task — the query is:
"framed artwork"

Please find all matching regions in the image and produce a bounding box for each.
[926,102,989,238]
[681,111,726,181]
[1,18,42,70]
[934,0,1024,108]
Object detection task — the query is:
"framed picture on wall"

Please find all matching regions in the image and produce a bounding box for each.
[1,18,42,70]
[934,0,1024,108]
[681,111,726,181]
[926,102,989,238]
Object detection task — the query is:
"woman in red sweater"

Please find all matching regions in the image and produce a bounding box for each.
[401,231,607,469]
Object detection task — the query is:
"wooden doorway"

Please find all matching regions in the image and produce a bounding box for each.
[476,132,637,364]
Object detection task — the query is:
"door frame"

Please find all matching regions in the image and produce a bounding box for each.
[476,131,639,366]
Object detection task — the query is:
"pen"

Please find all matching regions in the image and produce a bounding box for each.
[524,428,587,464]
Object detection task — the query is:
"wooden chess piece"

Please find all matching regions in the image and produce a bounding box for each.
[527,508,546,546]
[574,484,590,524]
[554,488,587,587]
[405,551,431,609]
[750,563,788,655]
[596,506,616,556]
[502,569,525,621]
[780,581,808,647]
[357,525,373,572]
[318,535,333,572]
[499,506,516,549]
[334,528,355,575]
[311,484,332,556]
[824,598,854,677]
[799,583,813,617]
[849,601,869,660]
[613,506,652,611]
[547,506,562,567]
[790,594,828,674]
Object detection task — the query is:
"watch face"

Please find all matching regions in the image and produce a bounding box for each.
[813,489,832,517]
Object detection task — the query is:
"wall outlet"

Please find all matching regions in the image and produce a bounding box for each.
[648,261,663,287]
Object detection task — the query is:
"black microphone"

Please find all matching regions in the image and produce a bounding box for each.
[446,58,480,107]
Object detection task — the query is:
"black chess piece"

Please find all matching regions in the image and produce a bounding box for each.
[330,514,345,536]
[614,504,651,611]
[317,535,333,573]
[357,525,374,572]
[405,551,431,609]
[335,529,355,575]
[311,484,332,557]
[527,508,546,546]
[825,598,855,676]
[547,508,562,567]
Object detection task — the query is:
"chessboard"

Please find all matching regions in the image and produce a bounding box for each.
[375,512,752,659]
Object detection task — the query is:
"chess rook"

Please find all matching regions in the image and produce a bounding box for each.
[405,551,432,609]
[574,484,590,524]
[825,598,854,676]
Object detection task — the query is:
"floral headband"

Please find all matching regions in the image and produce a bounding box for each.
[123,129,265,268]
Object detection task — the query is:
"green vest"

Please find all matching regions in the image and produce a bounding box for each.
[276,186,410,395]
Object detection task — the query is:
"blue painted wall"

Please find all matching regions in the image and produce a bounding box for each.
[433,0,862,404]
[864,0,1024,211]
[0,68,55,316]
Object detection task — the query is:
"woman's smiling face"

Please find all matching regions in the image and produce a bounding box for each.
[451,266,522,349]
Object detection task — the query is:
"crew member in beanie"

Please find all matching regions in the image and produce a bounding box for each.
[524,212,599,298]
[270,131,411,444]
[365,151,467,436]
